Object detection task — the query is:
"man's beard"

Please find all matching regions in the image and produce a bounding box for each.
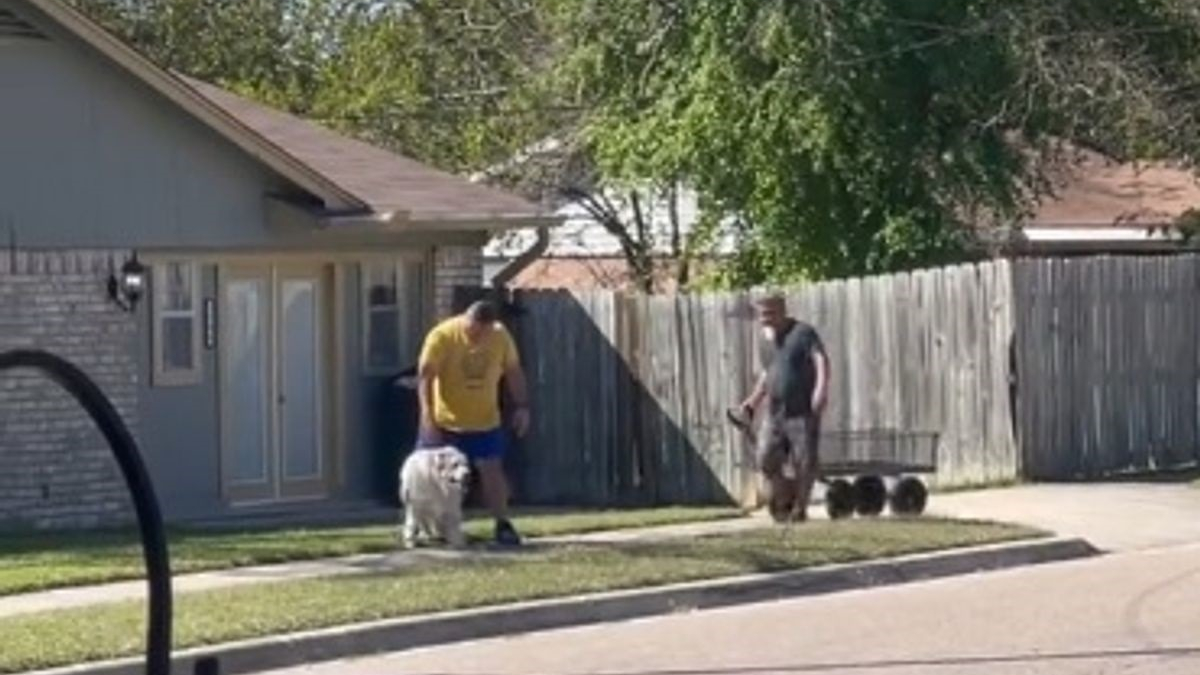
[761,326,776,342]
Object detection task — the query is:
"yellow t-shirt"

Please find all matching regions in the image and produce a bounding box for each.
[418,317,520,432]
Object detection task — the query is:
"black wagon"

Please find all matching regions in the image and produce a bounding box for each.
[727,409,938,520]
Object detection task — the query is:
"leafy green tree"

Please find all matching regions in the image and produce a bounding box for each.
[554,0,1200,285]
[305,0,566,172]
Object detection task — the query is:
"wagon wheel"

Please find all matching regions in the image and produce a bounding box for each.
[825,478,855,520]
[852,475,887,517]
[889,476,929,517]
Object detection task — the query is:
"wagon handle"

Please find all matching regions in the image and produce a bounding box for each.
[725,406,756,439]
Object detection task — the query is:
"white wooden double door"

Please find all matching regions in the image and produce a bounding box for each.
[219,263,336,504]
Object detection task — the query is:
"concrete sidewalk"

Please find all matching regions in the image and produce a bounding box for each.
[0,513,771,619]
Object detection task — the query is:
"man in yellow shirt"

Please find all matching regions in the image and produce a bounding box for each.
[417,300,530,546]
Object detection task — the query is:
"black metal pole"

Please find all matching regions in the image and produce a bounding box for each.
[0,349,171,675]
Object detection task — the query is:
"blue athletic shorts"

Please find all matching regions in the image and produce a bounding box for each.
[418,427,506,462]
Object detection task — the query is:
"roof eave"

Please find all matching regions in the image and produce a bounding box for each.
[266,195,564,234]
[1021,224,1183,243]
[320,212,565,233]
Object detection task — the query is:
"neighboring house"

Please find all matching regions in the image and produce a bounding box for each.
[483,187,739,292]
[0,0,558,528]
[997,148,1200,255]
[483,144,1200,289]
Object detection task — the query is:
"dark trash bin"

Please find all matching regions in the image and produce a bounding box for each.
[375,365,419,506]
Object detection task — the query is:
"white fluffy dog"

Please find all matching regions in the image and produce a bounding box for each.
[398,446,473,549]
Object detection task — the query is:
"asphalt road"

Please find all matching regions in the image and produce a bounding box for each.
[260,540,1200,675]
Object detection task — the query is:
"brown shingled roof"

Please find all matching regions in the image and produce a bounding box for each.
[1032,148,1200,228]
[178,76,551,225]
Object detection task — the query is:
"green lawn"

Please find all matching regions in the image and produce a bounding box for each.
[0,518,1039,674]
[0,506,744,596]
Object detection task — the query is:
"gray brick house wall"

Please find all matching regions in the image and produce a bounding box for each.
[0,250,139,530]
[433,245,484,319]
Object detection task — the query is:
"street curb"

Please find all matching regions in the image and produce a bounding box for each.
[30,536,1098,675]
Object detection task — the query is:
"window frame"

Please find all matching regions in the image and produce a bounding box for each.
[360,253,432,376]
[151,260,203,387]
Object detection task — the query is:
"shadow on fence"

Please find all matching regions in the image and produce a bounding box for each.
[451,286,746,507]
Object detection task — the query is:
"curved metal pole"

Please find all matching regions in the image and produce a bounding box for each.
[0,349,171,675]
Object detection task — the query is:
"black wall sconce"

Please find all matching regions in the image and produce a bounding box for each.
[108,253,148,313]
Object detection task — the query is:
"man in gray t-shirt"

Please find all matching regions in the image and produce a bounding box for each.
[739,294,830,522]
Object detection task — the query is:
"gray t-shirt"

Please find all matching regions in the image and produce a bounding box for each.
[758,319,825,419]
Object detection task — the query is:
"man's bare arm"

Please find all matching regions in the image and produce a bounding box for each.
[741,371,768,416]
[418,360,440,440]
[504,364,531,437]
[811,349,830,415]
[504,364,529,408]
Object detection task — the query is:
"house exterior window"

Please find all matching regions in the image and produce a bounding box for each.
[362,258,429,374]
[152,261,202,386]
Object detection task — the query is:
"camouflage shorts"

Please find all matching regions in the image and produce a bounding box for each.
[755,414,821,477]
[755,414,821,521]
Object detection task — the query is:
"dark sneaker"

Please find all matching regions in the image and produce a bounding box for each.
[494,518,522,546]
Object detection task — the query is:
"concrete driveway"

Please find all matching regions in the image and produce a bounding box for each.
[927,482,1200,552]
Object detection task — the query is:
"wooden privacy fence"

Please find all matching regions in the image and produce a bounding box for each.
[505,260,1019,506]
[1013,256,1200,479]
[501,254,1200,507]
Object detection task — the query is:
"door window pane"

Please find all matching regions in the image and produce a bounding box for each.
[162,316,194,372]
[226,279,268,484]
[154,262,201,385]
[281,280,321,479]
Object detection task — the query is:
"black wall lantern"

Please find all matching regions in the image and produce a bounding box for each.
[108,253,147,313]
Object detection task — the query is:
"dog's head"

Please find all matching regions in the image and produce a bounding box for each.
[432,447,472,493]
